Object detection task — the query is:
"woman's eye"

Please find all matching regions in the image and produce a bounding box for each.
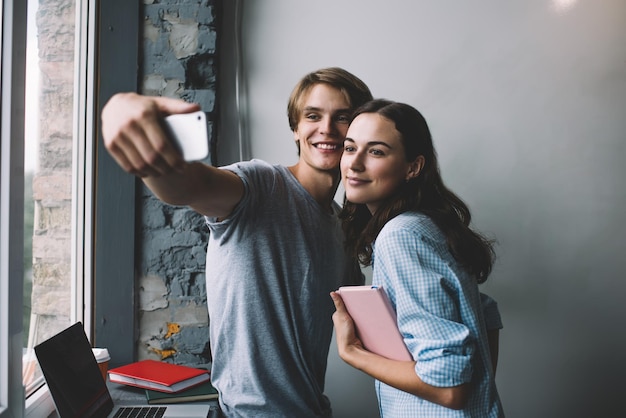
[344,145,356,152]
[370,148,385,156]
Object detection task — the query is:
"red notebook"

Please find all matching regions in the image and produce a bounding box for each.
[337,285,413,361]
[107,360,211,393]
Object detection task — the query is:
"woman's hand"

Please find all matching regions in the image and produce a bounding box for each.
[330,291,364,360]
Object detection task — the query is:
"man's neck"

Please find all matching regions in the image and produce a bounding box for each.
[288,163,340,212]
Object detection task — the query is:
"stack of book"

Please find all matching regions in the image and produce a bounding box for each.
[145,381,218,404]
[108,359,218,404]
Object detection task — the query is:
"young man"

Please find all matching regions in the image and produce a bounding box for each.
[101,67,373,417]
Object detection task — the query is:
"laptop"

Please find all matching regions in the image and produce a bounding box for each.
[34,322,218,418]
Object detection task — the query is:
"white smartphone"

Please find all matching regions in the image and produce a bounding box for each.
[163,111,209,162]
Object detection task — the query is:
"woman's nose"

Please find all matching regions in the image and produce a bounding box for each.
[348,153,364,171]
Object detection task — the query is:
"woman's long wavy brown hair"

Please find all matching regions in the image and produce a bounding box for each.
[340,99,495,283]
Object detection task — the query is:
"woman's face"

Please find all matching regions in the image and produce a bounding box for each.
[341,113,416,214]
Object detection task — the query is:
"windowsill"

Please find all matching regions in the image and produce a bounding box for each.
[25,385,55,418]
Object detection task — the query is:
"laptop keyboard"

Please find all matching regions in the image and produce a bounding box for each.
[112,406,167,417]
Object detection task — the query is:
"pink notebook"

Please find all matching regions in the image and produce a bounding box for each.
[337,285,413,361]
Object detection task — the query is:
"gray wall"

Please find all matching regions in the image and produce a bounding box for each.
[219,1,626,417]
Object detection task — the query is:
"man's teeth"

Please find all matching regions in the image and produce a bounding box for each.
[315,143,337,150]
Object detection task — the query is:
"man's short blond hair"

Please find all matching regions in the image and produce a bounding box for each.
[287,67,373,132]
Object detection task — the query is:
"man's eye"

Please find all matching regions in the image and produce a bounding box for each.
[305,114,320,121]
[336,115,350,123]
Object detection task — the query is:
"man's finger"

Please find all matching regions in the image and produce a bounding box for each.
[153,96,201,116]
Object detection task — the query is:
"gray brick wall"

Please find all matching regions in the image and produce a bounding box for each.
[137,0,218,367]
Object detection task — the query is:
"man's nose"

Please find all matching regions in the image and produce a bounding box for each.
[319,116,338,136]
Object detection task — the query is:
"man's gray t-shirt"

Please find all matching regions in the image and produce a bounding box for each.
[205,160,349,417]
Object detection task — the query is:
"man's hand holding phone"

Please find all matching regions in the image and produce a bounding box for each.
[102,93,204,177]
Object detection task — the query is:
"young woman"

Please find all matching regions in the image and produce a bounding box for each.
[331,99,504,417]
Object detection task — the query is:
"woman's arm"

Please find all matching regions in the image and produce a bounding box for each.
[331,292,469,410]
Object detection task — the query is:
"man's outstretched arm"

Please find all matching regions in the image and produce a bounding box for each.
[101,92,244,218]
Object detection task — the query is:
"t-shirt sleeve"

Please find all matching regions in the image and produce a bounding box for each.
[374,228,474,388]
[204,160,269,227]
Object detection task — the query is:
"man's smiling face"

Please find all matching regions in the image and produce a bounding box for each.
[293,83,352,173]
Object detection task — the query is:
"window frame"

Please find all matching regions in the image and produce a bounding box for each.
[1,0,28,416]
[92,0,140,367]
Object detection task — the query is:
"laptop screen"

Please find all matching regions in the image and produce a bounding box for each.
[34,322,114,418]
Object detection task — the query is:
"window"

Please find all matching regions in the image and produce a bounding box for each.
[1,0,137,416]
[1,0,94,415]
[21,0,90,400]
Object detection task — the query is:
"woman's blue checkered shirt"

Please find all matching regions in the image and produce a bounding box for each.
[371,212,505,417]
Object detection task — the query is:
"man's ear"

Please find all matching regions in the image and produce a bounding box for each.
[293,129,302,155]
[406,155,425,181]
